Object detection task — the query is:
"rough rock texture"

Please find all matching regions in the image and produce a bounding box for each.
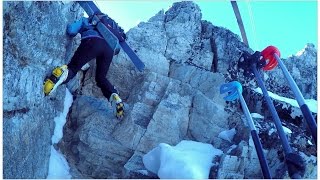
[4,1,317,179]
[61,96,134,178]
[3,1,82,178]
[62,1,317,178]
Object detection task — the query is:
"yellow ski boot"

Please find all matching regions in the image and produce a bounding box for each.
[110,93,124,119]
[43,65,68,96]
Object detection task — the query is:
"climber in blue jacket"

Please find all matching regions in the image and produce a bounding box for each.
[43,16,125,119]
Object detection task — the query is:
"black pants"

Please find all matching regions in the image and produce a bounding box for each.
[65,37,117,100]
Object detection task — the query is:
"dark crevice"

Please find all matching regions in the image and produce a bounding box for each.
[4,107,30,119]
[185,95,194,140]
[210,36,218,72]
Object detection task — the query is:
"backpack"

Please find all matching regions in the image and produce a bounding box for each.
[89,13,126,42]
[88,13,127,55]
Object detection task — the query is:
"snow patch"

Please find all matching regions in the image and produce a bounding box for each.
[226,144,238,154]
[218,128,236,143]
[251,113,264,119]
[136,170,149,176]
[143,140,223,179]
[47,146,71,179]
[52,88,73,144]
[268,128,276,136]
[254,88,317,113]
[48,88,73,179]
[282,126,292,134]
[295,49,305,56]
[268,126,292,136]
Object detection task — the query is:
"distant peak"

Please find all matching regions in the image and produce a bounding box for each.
[164,1,202,23]
[295,43,317,57]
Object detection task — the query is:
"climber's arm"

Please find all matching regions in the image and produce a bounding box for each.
[66,17,85,37]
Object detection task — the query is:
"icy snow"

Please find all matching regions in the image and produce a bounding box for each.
[47,88,73,179]
[251,113,264,119]
[143,140,223,179]
[52,88,73,144]
[268,126,292,136]
[282,126,292,134]
[47,146,71,179]
[218,128,237,143]
[254,88,317,113]
[226,144,238,154]
[268,128,276,136]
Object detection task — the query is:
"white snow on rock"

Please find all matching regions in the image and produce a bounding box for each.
[47,146,71,179]
[254,88,317,113]
[48,88,73,179]
[251,113,264,119]
[218,128,237,143]
[268,128,276,136]
[52,88,73,144]
[143,140,223,179]
[282,126,292,134]
[268,126,292,136]
[226,144,238,154]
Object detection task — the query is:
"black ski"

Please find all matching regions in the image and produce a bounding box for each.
[77,1,145,72]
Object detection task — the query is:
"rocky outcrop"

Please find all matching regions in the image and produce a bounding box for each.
[3,1,82,178]
[61,1,317,178]
[4,1,317,179]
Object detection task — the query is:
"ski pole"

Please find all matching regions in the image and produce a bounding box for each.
[220,81,272,179]
[251,62,293,154]
[250,61,306,179]
[261,46,317,144]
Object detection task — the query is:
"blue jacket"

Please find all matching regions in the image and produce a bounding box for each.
[67,17,103,40]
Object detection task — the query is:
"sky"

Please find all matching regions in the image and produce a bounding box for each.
[94,0,318,58]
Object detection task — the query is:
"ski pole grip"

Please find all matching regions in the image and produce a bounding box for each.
[261,46,280,71]
[300,104,317,144]
[251,130,272,179]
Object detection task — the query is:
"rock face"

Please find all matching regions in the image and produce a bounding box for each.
[3,1,82,178]
[4,1,317,179]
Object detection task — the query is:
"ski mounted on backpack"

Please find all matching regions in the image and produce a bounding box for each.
[77,1,145,72]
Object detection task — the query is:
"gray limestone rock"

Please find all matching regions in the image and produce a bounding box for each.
[188,92,229,143]
[136,78,194,153]
[4,1,317,179]
[3,1,82,178]
[67,95,134,178]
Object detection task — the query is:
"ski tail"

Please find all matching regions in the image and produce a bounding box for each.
[120,42,145,72]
